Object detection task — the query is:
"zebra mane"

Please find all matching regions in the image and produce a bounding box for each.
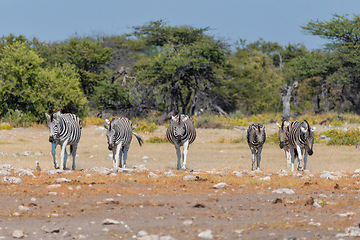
[50,110,61,121]
[178,113,181,123]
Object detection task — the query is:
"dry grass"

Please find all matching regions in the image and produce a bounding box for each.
[0,123,359,172]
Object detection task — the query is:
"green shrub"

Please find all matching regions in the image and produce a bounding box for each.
[0,123,13,130]
[266,133,279,144]
[134,121,158,133]
[146,136,168,143]
[321,129,360,146]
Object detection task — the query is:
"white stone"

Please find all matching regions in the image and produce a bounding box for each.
[213,182,228,189]
[103,218,120,225]
[272,188,295,194]
[198,229,213,239]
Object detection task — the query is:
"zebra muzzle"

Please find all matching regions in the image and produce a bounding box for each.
[279,142,284,149]
[108,145,113,151]
[49,136,54,143]
[308,149,313,155]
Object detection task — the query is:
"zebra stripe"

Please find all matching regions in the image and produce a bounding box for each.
[104,117,143,169]
[277,120,292,167]
[287,120,315,171]
[166,114,196,170]
[247,124,266,171]
[45,110,82,170]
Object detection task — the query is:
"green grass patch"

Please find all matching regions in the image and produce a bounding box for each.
[146,136,168,143]
[134,121,159,134]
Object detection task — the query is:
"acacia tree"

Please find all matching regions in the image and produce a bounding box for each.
[132,20,233,116]
[302,14,360,113]
[0,41,88,121]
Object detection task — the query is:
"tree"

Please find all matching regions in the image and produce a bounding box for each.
[302,14,360,113]
[132,20,233,116]
[0,41,88,120]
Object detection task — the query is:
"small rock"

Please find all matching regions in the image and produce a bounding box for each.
[346,227,360,237]
[55,178,71,183]
[47,184,61,189]
[12,230,25,239]
[198,229,213,239]
[183,175,196,181]
[259,176,271,181]
[137,230,149,237]
[183,220,193,226]
[213,182,228,189]
[2,176,21,184]
[148,172,159,178]
[102,218,120,225]
[272,188,295,194]
[19,205,30,212]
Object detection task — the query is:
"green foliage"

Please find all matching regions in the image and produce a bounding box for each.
[134,121,158,133]
[321,129,360,146]
[266,133,280,144]
[146,136,168,143]
[0,41,88,121]
[215,137,244,143]
[2,109,37,127]
[0,122,13,130]
[82,116,104,126]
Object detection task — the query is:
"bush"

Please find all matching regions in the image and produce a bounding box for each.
[134,121,158,133]
[0,123,13,130]
[146,136,168,143]
[321,129,360,146]
[83,116,104,126]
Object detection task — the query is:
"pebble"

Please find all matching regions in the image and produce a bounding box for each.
[102,218,120,225]
[272,188,295,194]
[198,229,213,239]
[148,172,159,178]
[213,182,228,189]
[12,230,25,238]
[183,175,196,181]
[2,176,21,183]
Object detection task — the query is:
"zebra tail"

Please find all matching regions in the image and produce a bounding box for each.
[133,132,144,146]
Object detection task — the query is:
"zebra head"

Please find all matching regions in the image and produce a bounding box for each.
[277,120,290,149]
[45,111,61,144]
[300,120,316,155]
[172,114,187,144]
[248,124,266,145]
[104,119,116,150]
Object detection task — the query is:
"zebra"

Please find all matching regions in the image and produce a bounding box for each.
[166,114,196,170]
[247,124,266,171]
[287,120,315,171]
[45,110,82,170]
[276,120,292,167]
[104,117,143,170]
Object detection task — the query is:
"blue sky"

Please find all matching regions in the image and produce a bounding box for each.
[2,0,360,50]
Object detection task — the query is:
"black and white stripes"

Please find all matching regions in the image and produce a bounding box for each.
[166,114,196,170]
[287,120,315,171]
[104,117,143,169]
[246,124,266,171]
[45,110,82,170]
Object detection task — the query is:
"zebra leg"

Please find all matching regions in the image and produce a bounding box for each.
[60,140,69,170]
[51,143,59,169]
[251,148,256,171]
[182,140,189,170]
[70,144,77,170]
[123,145,130,168]
[303,150,308,170]
[112,148,117,169]
[285,147,291,167]
[297,146,303,171]
[256,146,263,170]
[289,147,295,172]
[114,143,122,170]
[174,143,181,170]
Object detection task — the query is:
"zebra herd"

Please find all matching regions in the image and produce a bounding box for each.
[247,120,315,172]
[45,110,314,172]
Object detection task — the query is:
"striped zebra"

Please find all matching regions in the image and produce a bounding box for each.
[287,120,315,171]
[276,120,292,167]
[104,117,143,170]
[247,124,266,171]
[166,114,196,170]
[45,110,82,170]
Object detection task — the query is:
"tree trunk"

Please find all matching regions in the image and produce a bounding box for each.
[281,80,298,121]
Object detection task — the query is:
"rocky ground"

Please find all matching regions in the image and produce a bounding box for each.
[0,164,360,240]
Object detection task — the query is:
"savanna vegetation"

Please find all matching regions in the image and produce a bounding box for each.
[1,14,360,140]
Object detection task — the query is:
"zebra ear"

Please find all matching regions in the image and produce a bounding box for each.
[311,126,316,132]
[283,121,290,127]
[300,126,307,133]
[52,111,61,120]
[172,116,176,121]
[262,126,266,131]
[45,113,51,121]
[251,125,257,131]
[105,119,110,125]
[276,122,281,128]
[104,124,109,130]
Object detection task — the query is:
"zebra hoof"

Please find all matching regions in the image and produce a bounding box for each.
[54,164,59,169]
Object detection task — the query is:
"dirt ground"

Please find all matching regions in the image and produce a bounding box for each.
[0,123,360,239]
